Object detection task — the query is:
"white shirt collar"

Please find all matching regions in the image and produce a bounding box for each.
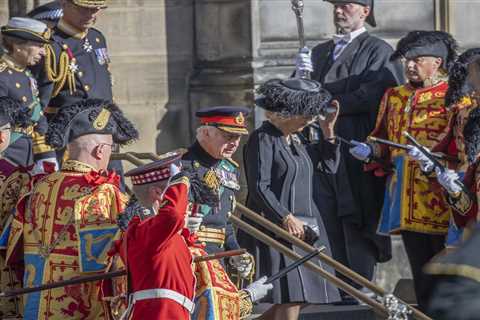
[333,27,367,44]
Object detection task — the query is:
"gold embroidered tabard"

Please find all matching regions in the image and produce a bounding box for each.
[6,160,127,320]
[369,81,454,235]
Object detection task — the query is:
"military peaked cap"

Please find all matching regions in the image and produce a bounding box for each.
[1,17,50,43]
[28,1,63,21]
[46,99,138,149]
[196,106,250,135]
[71,0,107,9]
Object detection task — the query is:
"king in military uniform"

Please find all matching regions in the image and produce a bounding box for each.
[6,99,138,320]
[0,17,58,172]
[182,107,253,274]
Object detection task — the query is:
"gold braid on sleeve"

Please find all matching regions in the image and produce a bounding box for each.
[238,290,254,319]
[44,44,75,97]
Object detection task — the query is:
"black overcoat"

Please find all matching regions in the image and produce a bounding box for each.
[238,121,341,304]
[310,32,405,262]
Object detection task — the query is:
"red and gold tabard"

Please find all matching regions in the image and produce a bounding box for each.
[191,247,242,320]
[6,160,127,320]
[369,81,455,235]
[0,158,32,319]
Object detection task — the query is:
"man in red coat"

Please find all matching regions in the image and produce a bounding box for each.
[117,153,200,320]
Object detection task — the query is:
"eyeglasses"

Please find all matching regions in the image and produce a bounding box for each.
[99,143,115,149]
[0,125,11,131]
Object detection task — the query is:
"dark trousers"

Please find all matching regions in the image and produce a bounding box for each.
[401,231,445,312]
[314,173,378,290]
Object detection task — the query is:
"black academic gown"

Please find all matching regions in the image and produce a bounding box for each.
[238,121,341,304]
[308,32,404,276]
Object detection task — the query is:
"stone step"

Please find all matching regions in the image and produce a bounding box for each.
[251,304,382,320]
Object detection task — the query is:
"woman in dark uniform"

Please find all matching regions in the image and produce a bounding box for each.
[0,17,57,171]
[238,78,341,320]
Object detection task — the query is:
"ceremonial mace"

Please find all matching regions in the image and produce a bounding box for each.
[291,0,309,79]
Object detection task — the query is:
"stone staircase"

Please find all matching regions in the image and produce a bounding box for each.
[251,304,382,320]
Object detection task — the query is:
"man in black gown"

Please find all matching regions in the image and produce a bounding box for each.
[295,0,404,298]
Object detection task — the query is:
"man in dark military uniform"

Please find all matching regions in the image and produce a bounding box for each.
[33,0,125,180]
[182,106,254,280]
[0,17,57,172]
[36,0,112,111]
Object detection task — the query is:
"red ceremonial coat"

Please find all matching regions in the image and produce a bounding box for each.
[120,176,195,320]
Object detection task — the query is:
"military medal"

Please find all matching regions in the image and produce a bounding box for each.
[95,48,111,65]
[83,38,93,53]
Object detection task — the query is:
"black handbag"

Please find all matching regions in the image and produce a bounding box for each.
[296,215,320,246]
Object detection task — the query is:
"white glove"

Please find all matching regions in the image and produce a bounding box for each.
[229,253,253,279]
[436,167,462,194]
[349,140,372,161]
[33,158,59,175]
[169,162,181,176]
[245,276,273,302]
[186,214,203,233]
[295,46,313,76]
[408,146,434,172]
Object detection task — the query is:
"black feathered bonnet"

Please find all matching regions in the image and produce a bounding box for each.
[446,48,480,106]
[46,99,139,149]
[463,106,480,164]
[391,30,458,71]
[0,96,31,128]
[255,78,332,117]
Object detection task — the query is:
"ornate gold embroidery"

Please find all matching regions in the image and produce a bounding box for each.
[62,160,96,173]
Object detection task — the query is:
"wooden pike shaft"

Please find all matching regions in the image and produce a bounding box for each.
[229,214,389,317]
[235,204,432,320]
[0,249,246,298]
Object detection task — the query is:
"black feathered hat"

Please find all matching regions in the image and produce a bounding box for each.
[391,30,458,71]
[324,0,376,27]
[446,48,480,106]
[0,97,31,128]
[255,78,332,117]
[27,1,63,22]
[46,99,138,149]
[463,106,480,164]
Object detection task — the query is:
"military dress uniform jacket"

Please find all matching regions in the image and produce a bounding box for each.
[36,18,113,116]
[0,55,49,166]
[116,176,195,320]
[181,142,241,254]
[6,160,127,320]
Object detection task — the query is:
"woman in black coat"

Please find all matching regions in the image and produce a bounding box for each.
[238,78,341,320]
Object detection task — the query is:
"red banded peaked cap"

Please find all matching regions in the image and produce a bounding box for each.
[125,152,183,186]
[196,106,250,135]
